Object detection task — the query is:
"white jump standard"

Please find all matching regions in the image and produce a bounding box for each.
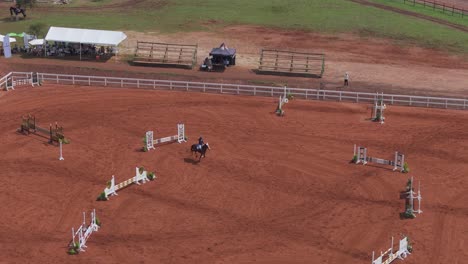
[276,86,290,116]
[146,131,155,151]
[103,167,153,200]
[371,236,412,264]
[353,144,406,172]
[405,177,422,217]
[372,93,386,124]
[69,209,100,253]
[146,123,186,151]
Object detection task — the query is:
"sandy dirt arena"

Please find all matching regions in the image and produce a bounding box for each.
[0,84,467,263]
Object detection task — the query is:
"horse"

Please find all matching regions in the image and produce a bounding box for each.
[191,143,210,161]
[10,6,27,18]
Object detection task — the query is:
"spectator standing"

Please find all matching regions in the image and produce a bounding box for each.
[344,72,349,87]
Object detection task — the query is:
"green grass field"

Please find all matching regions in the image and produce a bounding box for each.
[1,0,468,53]
[369,0,468,27]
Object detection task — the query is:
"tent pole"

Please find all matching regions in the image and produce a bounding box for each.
[80,43,82,61]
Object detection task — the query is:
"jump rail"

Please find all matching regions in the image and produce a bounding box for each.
[0,72,13,90]
[4,71,468,110]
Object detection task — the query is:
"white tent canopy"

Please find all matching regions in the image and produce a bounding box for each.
[45,26,127,46]
[29,39,45,46]
[0,34,17,43]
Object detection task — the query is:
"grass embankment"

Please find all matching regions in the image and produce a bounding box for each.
[0,0,468,53]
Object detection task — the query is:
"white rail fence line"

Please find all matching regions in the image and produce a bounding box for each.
[4,71,468,110]
[0,72,13,90]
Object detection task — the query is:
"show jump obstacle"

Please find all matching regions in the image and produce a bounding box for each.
[276,86,291,116]
[371,236,411,264]
[372,93,386,124]
[353,144,405,172]
[258,49,325,78]
[146,123,186,151]
[20,114,66,144]
[102,167,154,200]
[405,177,422,217]
[133,41,198,69]
[69,209,100,253]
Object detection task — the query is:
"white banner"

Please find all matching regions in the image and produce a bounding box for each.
[3,35,12,58]
[23,33,32,49]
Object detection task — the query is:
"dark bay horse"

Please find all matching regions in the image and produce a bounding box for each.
[10,6,27,18]
[191,143,210,161]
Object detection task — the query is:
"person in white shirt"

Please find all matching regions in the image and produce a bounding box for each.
[344,72,349,87]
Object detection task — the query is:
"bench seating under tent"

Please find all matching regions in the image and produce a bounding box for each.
[258,49,325,78]
[133,41,198,69]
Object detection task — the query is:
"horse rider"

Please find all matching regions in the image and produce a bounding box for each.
[14,4,22,12]
[197,136,204,150]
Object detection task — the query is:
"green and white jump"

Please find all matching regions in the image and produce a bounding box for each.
[353,144,405,172]
[146,123,186,151]
[371,236,411,264]
[103,167,153,199]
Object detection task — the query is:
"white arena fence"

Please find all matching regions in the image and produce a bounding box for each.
[0,72,12,89]
[2,71,468,110]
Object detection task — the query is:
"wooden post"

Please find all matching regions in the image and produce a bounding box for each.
[49,124,53,144]
[32,115,36,131]
[150,42,154,59]
[275,50,279,71]
[178,47,183,64]
[443,3,445,12]
[290,55,294,72]
[135,41,139,59]
[259,49,264,69]
[452,6,455,15]
[192,44,197,69]
[413,0,415,6]
[163,45,168,63]
[55,122,58,143]
[433,1,435,10]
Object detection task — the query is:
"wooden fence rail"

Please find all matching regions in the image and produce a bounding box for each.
[402,0,468,17]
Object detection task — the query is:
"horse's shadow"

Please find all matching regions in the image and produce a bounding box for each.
[183,158,200,164]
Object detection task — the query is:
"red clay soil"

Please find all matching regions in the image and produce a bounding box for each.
[0,84,467,263]
[2,24,468,98]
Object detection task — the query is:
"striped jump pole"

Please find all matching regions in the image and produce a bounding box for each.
[102,167,154,200]
[146,123,186,151]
